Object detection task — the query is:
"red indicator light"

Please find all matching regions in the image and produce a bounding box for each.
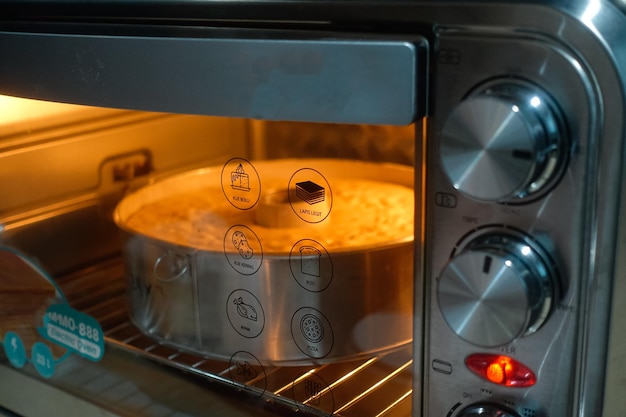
[486,361,506,384]
[465,353,536,387]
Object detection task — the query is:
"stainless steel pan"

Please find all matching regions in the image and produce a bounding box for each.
[114,159,414,365]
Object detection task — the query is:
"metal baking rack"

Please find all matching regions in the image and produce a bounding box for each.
[57,257,413,417]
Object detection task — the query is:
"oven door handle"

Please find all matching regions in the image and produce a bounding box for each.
[0,27,427,125]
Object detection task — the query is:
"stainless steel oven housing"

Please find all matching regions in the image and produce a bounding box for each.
[1,1,626,416]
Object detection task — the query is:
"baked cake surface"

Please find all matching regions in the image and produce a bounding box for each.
[123,178,414,254]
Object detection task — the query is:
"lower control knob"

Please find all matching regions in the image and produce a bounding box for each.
[437,232,556,347]
[457,403,520,417]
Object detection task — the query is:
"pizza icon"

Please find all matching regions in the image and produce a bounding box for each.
[300,314,324,343]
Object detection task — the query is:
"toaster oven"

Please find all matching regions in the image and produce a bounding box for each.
[2,1,626,417]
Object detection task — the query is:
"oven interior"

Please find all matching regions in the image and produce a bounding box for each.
[0,95,417,417]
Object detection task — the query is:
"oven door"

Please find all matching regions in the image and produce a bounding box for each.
[0,11,427,417]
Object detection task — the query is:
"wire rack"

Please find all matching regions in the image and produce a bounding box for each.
[56,257,413,417]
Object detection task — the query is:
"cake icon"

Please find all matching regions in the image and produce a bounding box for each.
[295,181,325,205]
[231,164,250,191]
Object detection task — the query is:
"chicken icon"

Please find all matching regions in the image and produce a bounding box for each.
[234,297,258,321]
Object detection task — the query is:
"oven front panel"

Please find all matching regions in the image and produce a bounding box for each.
[2,2,626,417]
[424,28,596,416]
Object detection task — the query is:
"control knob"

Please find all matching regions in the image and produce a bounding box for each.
[457,403,520,417]
[440,82,565,202]
[437,232,556,347]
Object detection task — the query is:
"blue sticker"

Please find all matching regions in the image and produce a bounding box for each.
[3,332,27,369]
[31,342,55,378]
[40,303,105,362]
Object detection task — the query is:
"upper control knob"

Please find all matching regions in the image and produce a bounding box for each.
[437,232,556,347]
[440,82,565,202]
[457,403,520,417]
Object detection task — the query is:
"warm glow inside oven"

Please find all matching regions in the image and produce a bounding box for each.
[0,95,417,417]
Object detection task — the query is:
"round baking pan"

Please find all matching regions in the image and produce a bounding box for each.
[114,159,414,365]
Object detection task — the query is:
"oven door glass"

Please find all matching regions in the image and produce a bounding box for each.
[0,23,423,417]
